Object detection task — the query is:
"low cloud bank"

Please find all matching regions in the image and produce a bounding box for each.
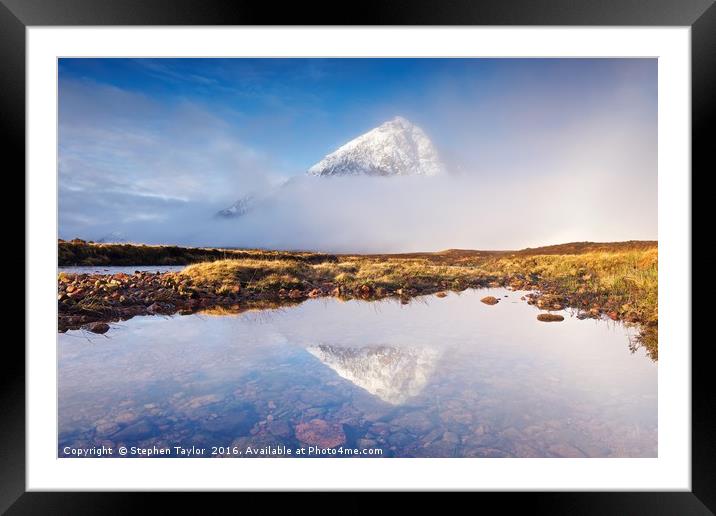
[62,171,656,253]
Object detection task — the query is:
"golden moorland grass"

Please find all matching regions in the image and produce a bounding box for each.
[180,245,658,326]
[478,248,658,325]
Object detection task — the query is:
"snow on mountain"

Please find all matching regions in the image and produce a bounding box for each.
[217,116,445,217]
[306,344,439,405]
[307,116,446,177]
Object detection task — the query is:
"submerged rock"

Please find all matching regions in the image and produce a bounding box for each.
[94,421,120,436]
[295,419,346,448]
[201,408,257,435]
[391,410,434,434]
[112,419,156,441]
[357,438,377,449]
[267,419,292,438]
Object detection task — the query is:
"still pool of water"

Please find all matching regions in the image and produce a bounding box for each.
[59,265,187,275]
[58,288,657,458]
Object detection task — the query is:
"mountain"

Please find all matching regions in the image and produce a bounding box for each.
[216,194,255,218]
[306,344,439,405]
[217,116,445,217]
[307,116,446,177]
[95,231,128,243]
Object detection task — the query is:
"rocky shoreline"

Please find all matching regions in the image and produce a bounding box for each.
[57,269,654,337]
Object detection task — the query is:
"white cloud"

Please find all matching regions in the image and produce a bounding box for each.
[59,78,279,240]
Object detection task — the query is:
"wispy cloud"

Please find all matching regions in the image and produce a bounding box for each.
[131,59,220,87]
[59,77,280,240]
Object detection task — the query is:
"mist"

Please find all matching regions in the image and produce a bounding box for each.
[58,58,657,252]
[61,160,655,252]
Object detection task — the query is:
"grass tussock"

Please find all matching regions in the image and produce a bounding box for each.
[182,259,318,292]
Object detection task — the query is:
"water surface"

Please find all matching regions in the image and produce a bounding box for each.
[58,288,657,458]
[59,265,186,275]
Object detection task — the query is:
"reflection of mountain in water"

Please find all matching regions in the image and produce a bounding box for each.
[307,344,439,405]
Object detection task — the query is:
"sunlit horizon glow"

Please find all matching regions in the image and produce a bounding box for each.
[58,58,657,252]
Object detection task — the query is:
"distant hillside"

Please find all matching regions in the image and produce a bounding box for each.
[58,239,657,267]
[58,240,336,266]
[437,240,657,258]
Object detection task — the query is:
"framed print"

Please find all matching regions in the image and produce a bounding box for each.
[4,0,712,511]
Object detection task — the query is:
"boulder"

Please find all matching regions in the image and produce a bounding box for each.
[480,296,499,305]
[84,322,110,334]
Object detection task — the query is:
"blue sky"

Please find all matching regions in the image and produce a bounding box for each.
[58,58,657,250]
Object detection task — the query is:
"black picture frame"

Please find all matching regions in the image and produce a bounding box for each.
[4,0,711,511]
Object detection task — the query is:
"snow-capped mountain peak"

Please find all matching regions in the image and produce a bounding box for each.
[307,117,446,177]
[217,117,445,217]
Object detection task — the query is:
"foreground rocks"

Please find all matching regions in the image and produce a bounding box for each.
[57,266,655,349]
[57,270,226,332]
[57,269,501,332]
